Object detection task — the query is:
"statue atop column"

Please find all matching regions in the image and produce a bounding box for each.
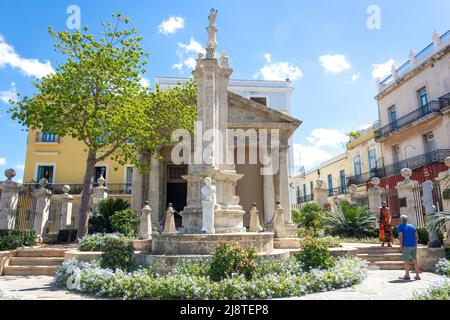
[206,8,218,59]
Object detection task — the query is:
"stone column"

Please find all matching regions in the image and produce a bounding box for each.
[92,176,108,208]
[279,147,292,224]
[368,177,384,224]
[263,173,275,225]
[422,180,441,247]
[149,155,160,226]
[0,169,20,230]
[139,201,152,240]
[396,168,419,226]
[438,157,450,212]
[273,202,287,239]
[58,185,73,231]
[33,178,52,242]
[314,178,328,209]
[131,166,143,213]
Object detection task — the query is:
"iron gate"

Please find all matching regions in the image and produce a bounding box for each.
[15,185,35,231]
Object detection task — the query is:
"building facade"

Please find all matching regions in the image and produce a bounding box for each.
[373,29,450,189]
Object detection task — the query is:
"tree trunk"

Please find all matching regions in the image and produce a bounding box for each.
[76,150,97,240]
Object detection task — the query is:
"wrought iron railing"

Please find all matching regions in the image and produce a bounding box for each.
[298,194,313,204]
[374,100,444,140]
[350,149,450,183]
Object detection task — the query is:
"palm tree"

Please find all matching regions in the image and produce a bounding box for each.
[325,201,376,238]
[427,211,450,238]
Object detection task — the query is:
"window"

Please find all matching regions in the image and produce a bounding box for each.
[310,181,314,200]
[388,105,398,130]
[339,170,346,194]
[392,145,401,163]
[40,133,58,143]
[423,132,436,154]
[368,148,378,171]
[36,165,54,184]
[94,166,107,184]
[303,184,307,202]
[417,87,429,108]
[125,166,133,194]
[353,155,362,176]
[327,174,333,196]
[250,97,267,106]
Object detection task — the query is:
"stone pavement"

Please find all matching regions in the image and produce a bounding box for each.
[0,270,443,300]
[292,269,443,300]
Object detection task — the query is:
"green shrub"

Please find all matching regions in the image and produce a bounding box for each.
[208,242,257,282]
[294,237,336,272]
[88,198,130,234]
[0,230,35,251]
[57,229,77,243]
[109,209,140,238]
[413,280,450,300]
[417,227,429,245]
[79,233,128,252]
[446,247,450,260]
[436,258,450,277]
[100,238,136,272]
[318,236,341,248]
[325,201,376,238]
[293,204,325,236]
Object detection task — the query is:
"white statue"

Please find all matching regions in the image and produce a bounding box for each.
[208,8,218,27]
[201,177,216,234]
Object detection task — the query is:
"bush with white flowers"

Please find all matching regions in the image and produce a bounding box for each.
[53,257,368,300]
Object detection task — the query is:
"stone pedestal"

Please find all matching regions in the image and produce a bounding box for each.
[249,203,262,233]
[54,185,74,232]
[273,202,287,239]
[92,176,108,208]
[139,201,152,240]
[0,169,20,230]
[33,179,52,242]
[396,168,419,226]
[422,180,441,247]
[164,204,177,234]
[313,178,329,209]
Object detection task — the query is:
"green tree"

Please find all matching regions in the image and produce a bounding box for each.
[9,14,196,239]
[292,203,325,236]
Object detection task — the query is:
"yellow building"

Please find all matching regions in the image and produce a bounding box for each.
[23,129,133,193]
[291,128,383,205]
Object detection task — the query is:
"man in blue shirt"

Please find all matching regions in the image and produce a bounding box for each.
[397,215,421,280]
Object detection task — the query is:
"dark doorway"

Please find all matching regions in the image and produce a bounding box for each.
[166,165,188,228]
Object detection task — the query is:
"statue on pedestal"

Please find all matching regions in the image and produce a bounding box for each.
[164,203,177,233]
[201,177,216,234]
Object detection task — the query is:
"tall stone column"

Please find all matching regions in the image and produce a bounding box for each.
[0,169,20,230]
[368,177,384,225]
[131,166,143,213]
[263,173,275,225]
[396,168,419,226]
[279,146,292,224]
[92,176,108,208]
[422,180,441,247]
[33,178,52,242]
[56,185,73,231]
[149,155,160,226]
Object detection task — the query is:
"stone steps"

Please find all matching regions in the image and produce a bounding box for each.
[355,246,411,270]
[356,253,403,262]
[368,261,415,270]
[2,247,67,276]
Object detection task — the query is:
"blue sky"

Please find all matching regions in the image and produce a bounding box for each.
[0,0,449,181]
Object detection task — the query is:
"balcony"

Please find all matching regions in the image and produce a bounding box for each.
[21,183,133,195]
[35,132,60,143]
[347,149,450,184]
[297,194,313,204]
[374,97,447,141]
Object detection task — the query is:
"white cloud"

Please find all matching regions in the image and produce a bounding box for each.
[0,82,18,104]
[293,144,333,169]
[0,157,6,166]
[173,37,205,73]
[372,59,395,80]
[254,54,303,81]
[14,164,24,171]
[0,35,54,78]
[351,73,361,82]
[319,54,351,74]
[357,123,372,131]
[139,77,150,88]
[17,179,23,184]
[178,37,204,54]
[306,128,349,148]
[158,16,185,35]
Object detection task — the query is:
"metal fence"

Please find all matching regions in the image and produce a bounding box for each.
[15,186,35,231]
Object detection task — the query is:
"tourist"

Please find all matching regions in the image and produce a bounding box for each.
[397,215,421,281]
[378,201,393,247]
